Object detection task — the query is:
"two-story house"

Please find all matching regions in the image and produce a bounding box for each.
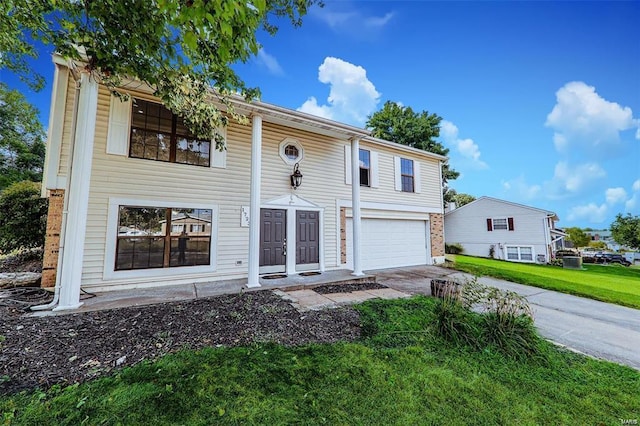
[444,197,565,263]
[40,56,447,310]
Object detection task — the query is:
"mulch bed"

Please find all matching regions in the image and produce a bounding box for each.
[0,290,361,396]
[312,282,387,294]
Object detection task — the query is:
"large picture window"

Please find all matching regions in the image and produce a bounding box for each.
[116,206,212,270]
[129,98,211,167]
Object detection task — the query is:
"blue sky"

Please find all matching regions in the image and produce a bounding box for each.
[2,1,639,229]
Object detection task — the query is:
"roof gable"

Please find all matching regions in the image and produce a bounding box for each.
[446,196,558,219]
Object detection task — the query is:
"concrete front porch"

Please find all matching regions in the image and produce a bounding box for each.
[37,269,377,315]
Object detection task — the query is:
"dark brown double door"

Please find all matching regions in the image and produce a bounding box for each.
[259,209,319,274]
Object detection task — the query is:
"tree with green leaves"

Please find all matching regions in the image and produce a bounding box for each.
[564,227,590,248]
[0,83,46,190]
[366,101,459,190]
[452,192,476,208]
[0,181,47,252]
[610,214,640,250]
[1,0,318,145]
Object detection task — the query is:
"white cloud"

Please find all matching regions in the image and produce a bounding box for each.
[605,187,627,205]
[544,161,606,198]
[567,203,608,223]
[311,4,394,36]
[298,57,380,126]
[626,193,638,211]
[440,120,488,170]
[256,48,284,76]
[501,176,541,200]
[545,81,639,155]
[364,12,395,28]
[633,179,640,192]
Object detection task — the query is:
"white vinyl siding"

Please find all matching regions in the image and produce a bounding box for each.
[445,197,552,262]
[72,83,443,291]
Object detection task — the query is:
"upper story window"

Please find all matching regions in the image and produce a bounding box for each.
[284,144,299,160]
[129,98,211,167]
[359,149,370,187]
[487,217,514,231]
[493,218,508,230]
[400,158,414,192]
[279,138,304,165]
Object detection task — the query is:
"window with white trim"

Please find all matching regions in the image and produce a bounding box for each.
[487,217,514,231]
[129,98,211,167]
[401,158,414,192]
[359,149,370,187]
[279,138,304,165]
[493,218,508,230]
[506,246,534,262]
[116,206,212,270]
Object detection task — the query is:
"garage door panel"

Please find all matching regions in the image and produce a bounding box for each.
[346,218,428,270]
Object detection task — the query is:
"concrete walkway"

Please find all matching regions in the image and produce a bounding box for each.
[375,265,640,370]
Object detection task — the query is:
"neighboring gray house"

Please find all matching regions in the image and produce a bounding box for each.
[444,197,566,263]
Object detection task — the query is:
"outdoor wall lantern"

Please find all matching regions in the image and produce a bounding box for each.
[290,163,303,189]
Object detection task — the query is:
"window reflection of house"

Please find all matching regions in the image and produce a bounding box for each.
[161,214,211,236]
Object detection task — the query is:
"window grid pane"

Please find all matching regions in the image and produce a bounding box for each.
[116,206,212,271]
[129,99,211,167]
[359,149,370,187]
[400,158,414,192]
[493,218,508,230]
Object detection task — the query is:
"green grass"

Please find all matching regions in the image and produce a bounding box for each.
[449,255,640,309]
[2,297,638,425]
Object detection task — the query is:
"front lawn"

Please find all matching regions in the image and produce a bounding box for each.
[2,297,638,425]
[449,255,640,309]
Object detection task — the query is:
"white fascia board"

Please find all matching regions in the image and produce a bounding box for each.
[363,136,448,162]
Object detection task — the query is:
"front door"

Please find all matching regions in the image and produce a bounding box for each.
[296,210,320,271]
[259,209,286,273]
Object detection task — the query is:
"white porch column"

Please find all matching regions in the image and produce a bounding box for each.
[247,114,263,288]
[351,137,364,276]
[55,72,99,311]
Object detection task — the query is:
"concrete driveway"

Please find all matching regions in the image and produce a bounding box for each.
[375,265,640,370]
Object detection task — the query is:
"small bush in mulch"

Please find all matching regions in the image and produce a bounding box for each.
[312,282,387,295]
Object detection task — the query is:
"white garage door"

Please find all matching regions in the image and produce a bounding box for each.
[346,218,429,270]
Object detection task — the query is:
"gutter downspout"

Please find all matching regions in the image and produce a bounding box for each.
[32,65,81,311]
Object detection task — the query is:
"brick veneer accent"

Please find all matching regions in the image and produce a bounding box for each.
[429,213,445,257]
[41,189,65,288]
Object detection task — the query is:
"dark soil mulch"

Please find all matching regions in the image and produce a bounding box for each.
[0,249,43,274]
[313,282,387,294]
[0,290,361,396]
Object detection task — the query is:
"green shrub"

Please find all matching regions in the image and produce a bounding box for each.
[434,277,541,359]
[445,243,464,255]
[434,297,480,347]
[0,181,47,253]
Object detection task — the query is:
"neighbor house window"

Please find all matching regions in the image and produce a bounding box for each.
[493,218,508,230]
[116,206,212,270]
[129,98,211,167]
[401,158,414,192]
[487,217,514,231]
[506,246,533,262]
[359,149,370,187]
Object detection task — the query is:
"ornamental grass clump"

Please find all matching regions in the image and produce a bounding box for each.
[435,277,541,359]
